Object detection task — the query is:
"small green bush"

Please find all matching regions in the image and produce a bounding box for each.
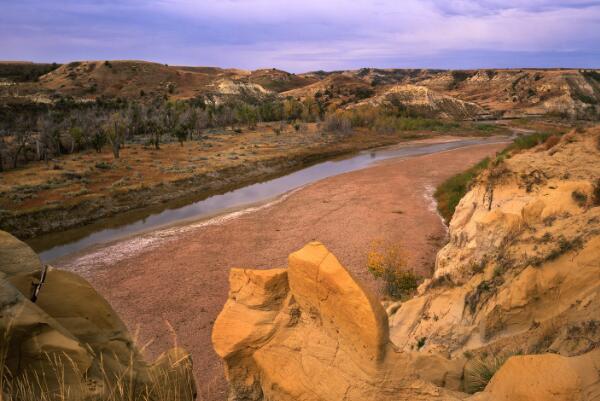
[95,161,112,170]
[572,190,588,207]
[434,157,490,222]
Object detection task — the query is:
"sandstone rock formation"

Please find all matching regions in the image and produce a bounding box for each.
[389,130,600,358]
[212,242,467,401]
[471,350,600,401]
[0,230,196,401]
[214,129,600,400]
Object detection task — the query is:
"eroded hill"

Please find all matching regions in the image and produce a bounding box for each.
[1,61,599,120]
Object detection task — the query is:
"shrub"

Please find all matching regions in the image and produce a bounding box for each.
[506,132,553,152]
[572,190,588,207]
[323,112,352,135]
[475,124,498,133]
[543,135,560,150]
[95,161,112,170]
[546,235,584,261]
[367,241,419,300]
[434,157,490,222]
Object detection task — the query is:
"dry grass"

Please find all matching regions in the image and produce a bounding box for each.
[1,317,197,401]
[463,350,520,394]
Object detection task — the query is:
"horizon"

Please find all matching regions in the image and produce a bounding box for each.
[0,60,597,74]
[1,1,600,72]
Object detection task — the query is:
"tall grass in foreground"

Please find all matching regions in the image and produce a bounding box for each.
[463,350,521,393]
[1,318,197,401]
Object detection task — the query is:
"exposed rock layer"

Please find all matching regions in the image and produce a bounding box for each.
[213,130,600,400]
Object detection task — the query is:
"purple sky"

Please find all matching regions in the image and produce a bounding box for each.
[1,0,599,72]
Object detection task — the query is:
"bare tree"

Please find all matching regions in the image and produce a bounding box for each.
[103,113,127,159]
[10,117,33,168]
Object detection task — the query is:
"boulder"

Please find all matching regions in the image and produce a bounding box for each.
[0,231,196,401]
[213,242,466,401]
[472,350,600,401]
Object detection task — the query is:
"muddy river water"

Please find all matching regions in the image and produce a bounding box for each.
[31,136,509,263]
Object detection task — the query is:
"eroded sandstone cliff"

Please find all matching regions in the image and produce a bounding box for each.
[213,129,600,400]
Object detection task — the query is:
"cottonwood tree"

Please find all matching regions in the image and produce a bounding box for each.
[0,134,7,172]
[103,113,127,159]
[10,117,34,168]
[235,104,258,129]
[37,114,57,163]
[145,110,163,150]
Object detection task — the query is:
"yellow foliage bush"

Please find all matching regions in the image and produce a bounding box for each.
[367,241,419,300]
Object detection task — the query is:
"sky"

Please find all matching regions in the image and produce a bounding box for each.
[1,0,599,72]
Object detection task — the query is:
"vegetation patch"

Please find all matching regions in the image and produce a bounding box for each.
[571,190,588,207]
[464,352,518,394]
[434,157,490,222]
[366,241,419,300]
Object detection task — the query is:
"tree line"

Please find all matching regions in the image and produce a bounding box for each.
[0,93,450,171]
[0,95,329,171]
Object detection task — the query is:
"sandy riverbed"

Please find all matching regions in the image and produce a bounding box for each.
[58,141,507,400]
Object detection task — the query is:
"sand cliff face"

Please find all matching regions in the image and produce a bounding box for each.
[212,130,600,400]
[390,130,600,357]
[354,84,484,120]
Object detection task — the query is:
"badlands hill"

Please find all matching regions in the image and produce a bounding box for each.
[212,129,600,400]
[1,61,599,120]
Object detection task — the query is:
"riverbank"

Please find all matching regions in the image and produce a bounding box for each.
[0,123,507,240]
[57,141,508,401]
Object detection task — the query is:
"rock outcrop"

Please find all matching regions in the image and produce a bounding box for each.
[212,242,466,401]
[0,231,196,401]
[471,350,600,401]
[389,130,600,359]
[214,129,600,400]
[358,84,485,120]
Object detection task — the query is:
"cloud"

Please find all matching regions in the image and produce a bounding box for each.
[0,0,599,71]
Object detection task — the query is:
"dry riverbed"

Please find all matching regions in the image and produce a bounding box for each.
[56,140,507,401]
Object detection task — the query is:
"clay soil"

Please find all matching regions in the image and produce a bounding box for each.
[58,141,507,401]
